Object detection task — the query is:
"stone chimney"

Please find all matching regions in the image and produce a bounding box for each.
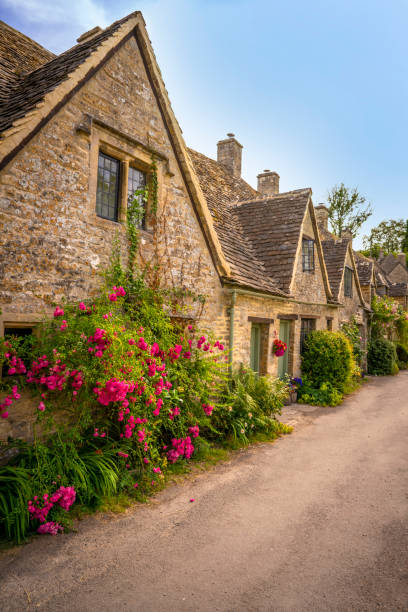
[342,229,353,242]
[257,170,279,196]
[397,252,407,268]
[315,204,329,230]
[217,133,242,177]
[77,26,103,44]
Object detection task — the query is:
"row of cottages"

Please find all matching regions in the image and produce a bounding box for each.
[0,11,378,387]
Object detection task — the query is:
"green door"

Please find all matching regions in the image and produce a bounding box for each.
[277,320,290,378]
[250,324,261,373]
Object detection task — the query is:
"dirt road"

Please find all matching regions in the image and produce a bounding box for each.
[1,373,407,611]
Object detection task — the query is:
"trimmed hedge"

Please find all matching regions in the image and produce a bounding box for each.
[367,338,397,376]
[301,330,353,392]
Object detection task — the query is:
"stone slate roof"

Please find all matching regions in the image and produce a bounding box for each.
[0,21,55,103]
[374,261,390,288]
[388,282,408,297]
[378,253,398,275]
[234,189,312,294]
[188,148,287,296]
[354,251,374,286]
[0,13,138,135]
[321,238,350,301]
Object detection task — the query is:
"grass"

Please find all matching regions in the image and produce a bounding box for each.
[0,420,292,549]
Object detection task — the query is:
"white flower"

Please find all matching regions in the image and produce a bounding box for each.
[240,428,245,434]
[228,406,233,412]
[244,422,247,427]
[248,413,252,419]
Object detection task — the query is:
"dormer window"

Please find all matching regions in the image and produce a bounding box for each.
[302,238,315,272]
[344,266,353,297]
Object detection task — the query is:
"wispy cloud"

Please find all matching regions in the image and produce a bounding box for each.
[1,0,110,51]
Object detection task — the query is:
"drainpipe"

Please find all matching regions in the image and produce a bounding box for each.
[228,290,237,376]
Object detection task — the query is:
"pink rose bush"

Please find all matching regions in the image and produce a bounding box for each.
[0,283,231,540]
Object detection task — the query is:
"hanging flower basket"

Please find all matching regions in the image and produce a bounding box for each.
[272,338,287,357]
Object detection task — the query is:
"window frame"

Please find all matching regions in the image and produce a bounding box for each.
[344,266,353,298]
[302,237,315,273]
[300,318,316,354]
[96,151,121,222]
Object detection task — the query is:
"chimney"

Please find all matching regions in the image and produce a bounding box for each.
[342,229,353,243]
[217,133,243,177]
[315,204,329,230]
[77,26,103,44]
[397,252,407,268]
[257,170,280,196]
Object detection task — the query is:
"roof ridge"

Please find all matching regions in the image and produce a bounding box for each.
[237,188,312,207]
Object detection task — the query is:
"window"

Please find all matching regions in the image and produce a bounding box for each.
[2,326,34,377]
[302,238,315,272]
[326,318,333,331]
[96,152,121,221]
[128,166,147,229]
[344,267,353,297]
[300,318,316,353]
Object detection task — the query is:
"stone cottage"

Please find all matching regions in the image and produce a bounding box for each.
[0,10,387,393]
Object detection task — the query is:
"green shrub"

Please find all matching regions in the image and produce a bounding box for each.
[395,342,408,363]
[297,379,343,407]
[391,361,399,376]
[397,360,408,370]
[212,366,289,443]
[301,330,353,392]
[367,338,397,375]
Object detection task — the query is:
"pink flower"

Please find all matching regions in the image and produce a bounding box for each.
[60,320,67,331]
[109,293,117,302]
[1,412,9,419]
[190,498,195,503]
[143,457,149,464]
[79,302,86,311]
[115,286,126,297]
[103,314,109,320]
[53,307,64,317]
[38,401,46,412]
[153,467,161,474]
[37,522,63,535]
[134,483,138,488]
[118,451,129,458]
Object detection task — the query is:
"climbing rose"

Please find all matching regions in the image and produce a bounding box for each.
[79,302,86,311]
[53,307,64,317]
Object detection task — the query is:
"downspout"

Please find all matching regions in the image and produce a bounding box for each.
[228,290,237,376]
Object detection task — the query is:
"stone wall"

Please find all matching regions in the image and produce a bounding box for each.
[291,207,327,303]
[0,35,224,336]
[228,291,338,377]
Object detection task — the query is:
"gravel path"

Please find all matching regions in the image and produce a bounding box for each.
[1,372,407,611]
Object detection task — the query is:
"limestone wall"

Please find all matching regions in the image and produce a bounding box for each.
[0,35,223,335]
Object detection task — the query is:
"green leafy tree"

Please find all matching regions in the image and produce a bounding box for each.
[401,220,408,255]
[327,183,372,238]
[363,218,406,254]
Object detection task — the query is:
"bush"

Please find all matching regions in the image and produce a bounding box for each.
[301,330,353,392]
[297,378,343,407]
[212,366,290,443]
[367,338,397,375]
[391,361,399,376]
[395,342,408,364]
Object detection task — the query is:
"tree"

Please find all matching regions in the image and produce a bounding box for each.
[362,219,406,255]
[327,183,372,238]
[401,220,408,253]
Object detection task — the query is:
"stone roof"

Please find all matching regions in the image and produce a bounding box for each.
[388,282,408,297]
[374,261,390,287]
[321,238,350,301]
[0,21,55,103]
[378,253,398,275]
[0,13,138,135]
[234,189,312,294]
[354,251,374,286]
[188,148,287,296]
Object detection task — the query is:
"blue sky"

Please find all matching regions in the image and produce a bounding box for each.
[1,0,407,247]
